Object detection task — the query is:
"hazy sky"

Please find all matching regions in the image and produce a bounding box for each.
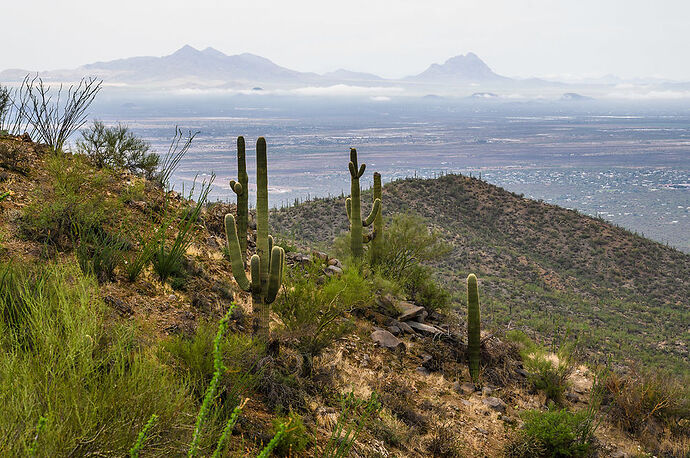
[3,0,689,80]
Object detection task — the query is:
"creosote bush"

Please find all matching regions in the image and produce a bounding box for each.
[506,407,595,458]
[273,260,372,376]
[77,121,159,178]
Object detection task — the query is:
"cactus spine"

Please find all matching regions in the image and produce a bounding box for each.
[229,136,249,262]
[225,137,285,341]
[345,148,380,258]
[370,172,383,263]
[467,273,481,384]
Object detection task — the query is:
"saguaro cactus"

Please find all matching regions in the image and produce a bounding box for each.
[467,273,481,384]
[345,148,380,258]
[225,137,285,340]
[229,136,249,262]
[370,172,383,263]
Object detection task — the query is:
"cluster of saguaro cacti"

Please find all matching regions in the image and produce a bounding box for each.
[345,148,381,258]
[225,137,285,340]
[229,136,249,262]
[467,273,481,384]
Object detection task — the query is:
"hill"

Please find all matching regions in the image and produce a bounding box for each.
[1,134,688,457]
[271,173,690,374]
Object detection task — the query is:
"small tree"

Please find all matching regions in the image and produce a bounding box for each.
[77,121,159,178]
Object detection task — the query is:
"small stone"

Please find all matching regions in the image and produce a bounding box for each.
[407,321,443,336]
[168,294,178,301]
[397,320,415,334]
[312,250,328,262]
[325,265,343,276]
[610,450,627,458]
[482,396,507,413]
[416,366,430,376]
[371,330,406,351]
[475,426,488,435]
[454,382,476,395]
[482,387,494,397]
[387,325,401,336]
[516,368,528,378]
[460,399,472,407]
[565,392,580,403]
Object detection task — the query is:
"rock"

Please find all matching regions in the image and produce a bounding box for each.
[407,321,444,336]
[482,387,494,397]
[168,294,178,301]
[327,258,342,268]
[475,426,488,435]
[610,450,628,458]
[482,397,507,413]
[460,399,472,407]
[387,325,401,336]
[371,330,406,351]
[454,381,476,395]
[396,321,415,334]
[395,300,426,321]
[416,310,429,322]
[416,366,430,376]
[325,265,343,276]
[312,250,328,262]
[516,368,529,378]
[565,392,580,403]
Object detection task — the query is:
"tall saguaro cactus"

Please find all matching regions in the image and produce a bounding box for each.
[370,172,383,263]
[229,136,249,261]
[225,137,285,340]
[345,148,381,258]
[467,273,481,384]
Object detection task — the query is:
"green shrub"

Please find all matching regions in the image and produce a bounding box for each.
[161,319,261,410]
[77,121,159,178]
[271,412,310,456]
[273,261,372,376]
[506,408,594,458]
[0,261,194,455]
[370,213,451,309]
[371,212,451,281]
[508,331,573,405]
[403,264,451,311]
[152,176,213,283]
[19,154,117,250]
[75,226,128,282]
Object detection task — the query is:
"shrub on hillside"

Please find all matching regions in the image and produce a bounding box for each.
[0,261,194,455]
[19,154,117,250]
[77,121,159,178]
[274,261,372,376]
[506,330,574,405]
[270,411,310,456]
[505,407,595,458]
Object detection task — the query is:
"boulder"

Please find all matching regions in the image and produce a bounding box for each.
[482,396,507,413]
[371,330,406,351]
[395,300,426,321]
[325,265,343,276]
[407,321,444,336]
[397,320,415,334]
[387,325,401,336]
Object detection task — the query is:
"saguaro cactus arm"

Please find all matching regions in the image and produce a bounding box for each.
[345,198,352,220]
[250,255,261,293]
[231,136,249,258]
[224,214,251,291]
[363,198,381,227]
[265,246,285,304]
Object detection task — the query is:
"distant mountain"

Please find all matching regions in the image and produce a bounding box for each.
[78,45,318,85]
[321,69,383,82]
[408,52,510,83]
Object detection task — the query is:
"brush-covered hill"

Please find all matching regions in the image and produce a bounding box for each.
[271,173,690,374]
